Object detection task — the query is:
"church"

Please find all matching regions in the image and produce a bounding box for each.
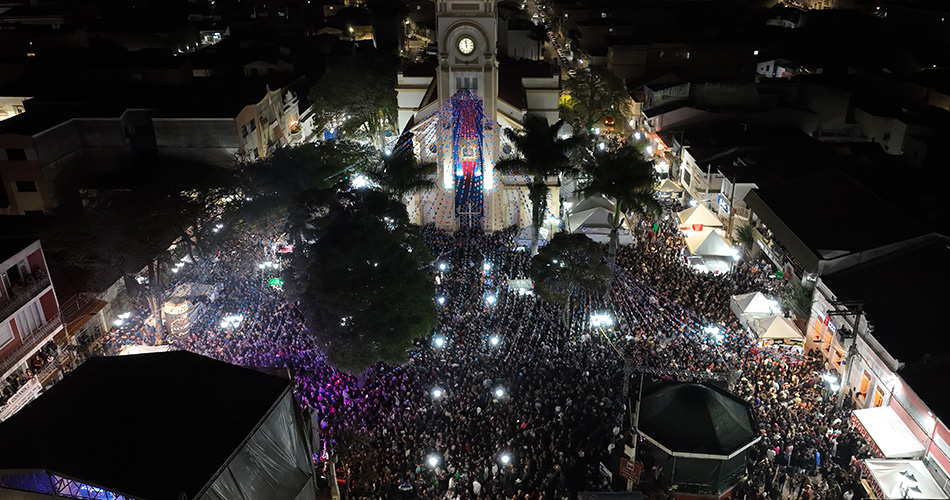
[395,0,561,233]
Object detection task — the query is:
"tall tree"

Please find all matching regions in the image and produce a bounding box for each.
[496,115,586,255]
[530,233,610,329]
[308,52,399,145]
[560,67,630,132]
[285,188,437,373]
[364,140,436,201]
[576,146,660,261]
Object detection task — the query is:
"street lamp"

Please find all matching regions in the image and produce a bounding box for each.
[437,296,446,305]
[427,455,440,468]
[485,294,497,306]
[500,453,512,465]
[494,387,506,399]
[489,335,501,346]
[431,387,444,399]
[438,262,448,272]
[433,336,445,348]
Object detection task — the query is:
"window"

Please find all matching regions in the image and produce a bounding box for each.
[242,124,248,137]
[0,321,13,347]
[874,387,885,407]
[860,370,871,397]
[15,181,37,192]
[6,148,26,161]
[250,120,257,131]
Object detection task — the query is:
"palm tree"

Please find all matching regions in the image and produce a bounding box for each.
[530,233,609,329]
[365,141,436,201]
[577,146,660,261]
[496,115,586,255]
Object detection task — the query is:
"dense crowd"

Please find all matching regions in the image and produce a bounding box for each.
[96,208,873,500]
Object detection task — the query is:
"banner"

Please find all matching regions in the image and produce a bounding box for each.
[0,378,42,421]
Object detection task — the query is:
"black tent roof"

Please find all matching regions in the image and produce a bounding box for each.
[637,382,757,457]
[0,351,290,500]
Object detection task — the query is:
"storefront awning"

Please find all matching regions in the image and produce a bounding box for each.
[861,459,948,500]
[852,407,926,459]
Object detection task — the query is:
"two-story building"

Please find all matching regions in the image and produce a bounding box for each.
[0,239,66,421]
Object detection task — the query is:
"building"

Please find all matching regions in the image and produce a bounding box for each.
[0,239,66,421]
[805,236,950,492]
[394,0,561,233]
[0,351,317,500]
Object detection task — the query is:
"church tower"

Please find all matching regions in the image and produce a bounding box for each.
[435,0,498,119]
[395,0,561,235]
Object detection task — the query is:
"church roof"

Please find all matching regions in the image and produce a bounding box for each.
[497,55,555,110]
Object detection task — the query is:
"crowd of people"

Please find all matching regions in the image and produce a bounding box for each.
[95,206,875,500]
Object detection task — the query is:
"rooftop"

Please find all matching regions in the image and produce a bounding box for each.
[744,169,930,269]
[0,351,290,500]
[821,235,950,368]
[0,238,36,266]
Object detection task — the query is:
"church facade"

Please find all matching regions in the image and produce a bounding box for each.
[395,0,560,234]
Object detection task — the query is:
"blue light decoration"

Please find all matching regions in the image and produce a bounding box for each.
[450,90,490,229]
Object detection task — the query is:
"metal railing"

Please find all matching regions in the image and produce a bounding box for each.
[0,276,51,322]
[0,313,62,377]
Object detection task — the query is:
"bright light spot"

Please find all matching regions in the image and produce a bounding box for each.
[258,264,266,269]
[594,127,600,135]
[753,50,759,55]
[645,145,654,155]
[113,319,124,327]
[689,199,698,207]
[428,455,439,468]
[590,312,614,328]
[490,335,500,346]
[434,336,445,348]
[494,387,505,398]
[598,142,606,151]
[172,268,179,273]
[437,296,446,305]
[483,262,491,272]
[552,259,559,264]
[383,148,392,156]
[634,131,642,140]
[564,201,574,211]
[351,174,371,189]
[545,215,560,225]
[629,119,635,127]
[438,262,448,272]
[485,294,497,305]
[432,387,443,399]
[500,454,511,465]
[117,312,131,320]
[221,314,244,329]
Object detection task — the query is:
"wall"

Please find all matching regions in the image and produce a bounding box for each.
[153,118,240,167]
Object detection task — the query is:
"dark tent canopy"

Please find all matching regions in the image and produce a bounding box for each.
[637,382,757,457]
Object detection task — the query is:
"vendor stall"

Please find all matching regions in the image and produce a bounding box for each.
[677,204,723,231]
[656,179,684,200]
[851,407,926,459]
[730,292,780,326]
[748,315,804,346]
[860,459,947,499]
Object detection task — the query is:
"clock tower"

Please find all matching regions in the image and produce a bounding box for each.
[435,0,498,120]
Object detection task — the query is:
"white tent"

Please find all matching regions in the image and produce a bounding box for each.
[852,407,927,459]
[119,345,174,356]
[677,204,723,229]
[748,315,804,344]
[862,459,947,499]
[656,179,683,199]
[730,292,780,322]
[685,229,734,257]
[567,196,633,245]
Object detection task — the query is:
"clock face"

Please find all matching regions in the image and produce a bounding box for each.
[458,36,475,55]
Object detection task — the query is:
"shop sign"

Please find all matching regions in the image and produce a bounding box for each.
[718,194,731,214]
[692,224,703,231]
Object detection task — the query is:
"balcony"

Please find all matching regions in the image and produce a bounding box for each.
[0,275,51,322]
[0,312,62,377]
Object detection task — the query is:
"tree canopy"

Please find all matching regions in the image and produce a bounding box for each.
[530,233,609,326]
[308,52,399,144]
[364,141,436,200]
[560,67,630,132]
[285,187,437,373]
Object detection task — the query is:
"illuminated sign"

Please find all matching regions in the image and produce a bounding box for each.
[718,194,731,214]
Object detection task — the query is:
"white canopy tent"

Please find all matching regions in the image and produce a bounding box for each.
[677,204,723,230]
[685,229,735,257]
[861,459,947,500]
[748,315,804,345]
[567,196,633,245]
[851,407,927,459]
[118,345,174,356]
[730,292,781,324]
[656,179,683,199]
